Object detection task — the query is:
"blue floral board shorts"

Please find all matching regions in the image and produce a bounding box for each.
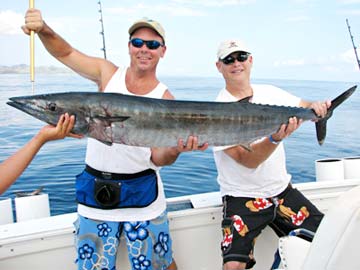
[74,211,173,270]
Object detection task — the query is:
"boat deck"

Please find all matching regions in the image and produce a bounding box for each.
[1,179,359,270]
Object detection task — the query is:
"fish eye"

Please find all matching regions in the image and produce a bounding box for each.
[48,102,57,111]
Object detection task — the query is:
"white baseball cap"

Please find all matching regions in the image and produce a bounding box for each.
[217,40,250,59]
[128,17,166,43]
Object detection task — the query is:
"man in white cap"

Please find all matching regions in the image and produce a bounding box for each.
[213,39,330,269]
[23,9,207,270]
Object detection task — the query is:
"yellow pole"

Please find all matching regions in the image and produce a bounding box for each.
[29,0,35,94]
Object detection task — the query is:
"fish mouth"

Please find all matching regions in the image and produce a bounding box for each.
[7,98,42,118]
[7,97,54,125]
[7,95,88,134]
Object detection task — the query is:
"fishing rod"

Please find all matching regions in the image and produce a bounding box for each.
[98,0,107,59]
[346,18,360,71]
[30,0,35,93]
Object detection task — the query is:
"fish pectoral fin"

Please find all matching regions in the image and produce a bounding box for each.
[239,144,253,152]
[15,186,44,197]
[96,139,113,146]
[95,116,130,122]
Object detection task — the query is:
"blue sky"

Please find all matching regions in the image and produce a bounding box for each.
[1,0,360,82]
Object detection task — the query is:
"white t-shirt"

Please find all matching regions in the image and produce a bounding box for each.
[79,66,168,221]
[213,84,301,198]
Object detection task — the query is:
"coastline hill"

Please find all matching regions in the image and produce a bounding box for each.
[0,65,73,74]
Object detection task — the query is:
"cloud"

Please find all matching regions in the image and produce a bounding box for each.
[291,0,311,3]
[322,65,340,72]
[105,0,257,17]
[106,3,206,17]
[285,15,311,22]
[273,49,360,74]
[172,0,255,7]
[338,0,360,4]
[0,10,23,35]
[341,48,360,65]
[274,48,359,68]
[340,9,360,15]
[274,59,305,67]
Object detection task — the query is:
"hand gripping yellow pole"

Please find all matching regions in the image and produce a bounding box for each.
[29,0,35,94]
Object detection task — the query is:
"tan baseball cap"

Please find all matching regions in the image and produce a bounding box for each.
[217,40,250,59]
[128,17,166,43]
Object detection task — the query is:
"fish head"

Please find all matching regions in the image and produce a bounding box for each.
[7,92,90,134]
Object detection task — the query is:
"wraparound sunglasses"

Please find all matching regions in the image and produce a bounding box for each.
[221,52,250,65]
[130,38,164,50]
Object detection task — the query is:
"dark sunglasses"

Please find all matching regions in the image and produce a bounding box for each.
[221,53,250,65]
[130,38,164,50]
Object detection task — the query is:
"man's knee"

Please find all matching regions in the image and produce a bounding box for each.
[167,259,177,270]
[223,260,247,270]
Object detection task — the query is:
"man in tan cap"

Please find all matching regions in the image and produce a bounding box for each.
[213,39,330,269]
[23,8,207,270]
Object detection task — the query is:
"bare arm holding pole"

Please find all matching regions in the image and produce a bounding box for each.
[29,0,35,93]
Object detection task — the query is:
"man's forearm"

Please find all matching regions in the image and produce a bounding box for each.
[225,138,278,169]
[0,134,45,195]
[151,147,181,166]
[38,21,73,59]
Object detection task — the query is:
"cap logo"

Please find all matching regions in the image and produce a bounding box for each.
[228,42,238,48]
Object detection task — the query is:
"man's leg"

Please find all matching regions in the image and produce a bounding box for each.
[221,196,275,270]
[74,214,120,270]
[167,259,177,269]
[271,186,324,239]
[124,211,176,270]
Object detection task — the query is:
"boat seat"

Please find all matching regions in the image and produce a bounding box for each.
[276,184,360,270]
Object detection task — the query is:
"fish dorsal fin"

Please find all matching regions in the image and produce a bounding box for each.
[237,96,252,103]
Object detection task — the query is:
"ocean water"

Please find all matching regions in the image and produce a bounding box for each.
[0,73,359,216]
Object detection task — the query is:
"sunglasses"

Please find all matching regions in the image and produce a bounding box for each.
[130,38,164,50]
[221,53,250,65]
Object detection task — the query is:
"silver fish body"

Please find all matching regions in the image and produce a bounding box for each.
[7,86,357,147]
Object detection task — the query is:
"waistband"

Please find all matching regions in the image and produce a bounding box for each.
[85,165,155,180]
[269,183,292,200]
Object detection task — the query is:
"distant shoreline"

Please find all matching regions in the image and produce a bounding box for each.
[0,65,73,74]
[0,66,356,84]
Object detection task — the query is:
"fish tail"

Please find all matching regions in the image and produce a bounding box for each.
[315,85,357,145]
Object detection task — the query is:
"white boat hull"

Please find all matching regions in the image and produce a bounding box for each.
[1,179,359,270]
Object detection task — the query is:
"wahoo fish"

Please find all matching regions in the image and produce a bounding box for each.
[7,86,356,148]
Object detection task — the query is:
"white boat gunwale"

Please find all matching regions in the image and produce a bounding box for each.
[1,179,360,270]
